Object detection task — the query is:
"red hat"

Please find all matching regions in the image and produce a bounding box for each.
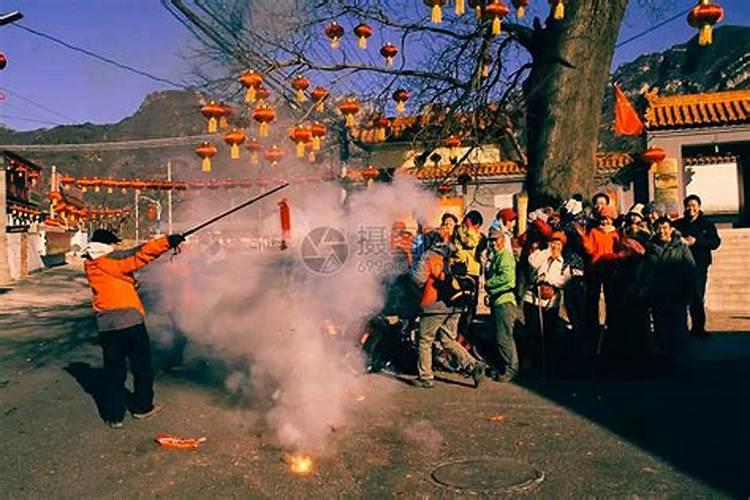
[549,231,567,245]
[532,218,553,238]
[599,205,618,220]
[497,208,517,223]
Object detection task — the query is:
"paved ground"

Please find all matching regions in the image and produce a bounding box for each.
[1,268,750,498]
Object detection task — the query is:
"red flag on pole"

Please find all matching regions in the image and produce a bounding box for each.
[613,83,644,136]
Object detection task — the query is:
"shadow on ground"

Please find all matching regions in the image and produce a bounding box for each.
[509,331,750,497]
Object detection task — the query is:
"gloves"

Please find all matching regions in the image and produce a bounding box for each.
[167,234,186,249]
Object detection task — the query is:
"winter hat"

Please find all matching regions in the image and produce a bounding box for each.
[627,203,645,219]
[549,231,567,246]
[599,205,618,220]
[563,198,583,216]
[496,208,517,223]
[643,202,659,216]
[488,227,505,240]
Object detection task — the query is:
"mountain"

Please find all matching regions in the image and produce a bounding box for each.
[599,25,750,151]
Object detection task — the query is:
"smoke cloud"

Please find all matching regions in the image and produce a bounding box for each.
[146,173,442,452]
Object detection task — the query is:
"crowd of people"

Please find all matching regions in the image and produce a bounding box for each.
[378,193,721,388]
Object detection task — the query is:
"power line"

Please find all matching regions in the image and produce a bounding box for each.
[616,7,692,48]
[0,86,80,123]
[0,114,63,127]
[12,23,191,90]
[0,133,215,152]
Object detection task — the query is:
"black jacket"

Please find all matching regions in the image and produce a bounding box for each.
[673,212,720,268]
[643,233,696,306]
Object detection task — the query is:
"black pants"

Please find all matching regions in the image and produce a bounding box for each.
[689,266,708,334]
[98,322,154,421]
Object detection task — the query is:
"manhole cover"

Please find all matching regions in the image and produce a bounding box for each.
[431,458,544,494]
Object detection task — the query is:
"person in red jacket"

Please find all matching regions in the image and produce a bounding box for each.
[81,229,184,428]
[575,204,620,363]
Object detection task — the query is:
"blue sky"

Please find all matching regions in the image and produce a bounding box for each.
[1,0,748,132]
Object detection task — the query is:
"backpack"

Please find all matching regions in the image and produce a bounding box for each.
[434,246,476,309]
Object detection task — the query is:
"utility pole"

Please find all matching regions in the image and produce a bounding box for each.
[167,161,173,234]
[134,190,140,242]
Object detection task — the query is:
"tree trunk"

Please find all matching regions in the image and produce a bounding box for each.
[524,0,628,208]
[0,167,13,286]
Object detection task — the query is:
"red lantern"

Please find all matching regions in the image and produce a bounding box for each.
[196,142,218,172]
[217,102,232,129]
[291,75,310,103]
[289,126,313,158]
[424,0,448,23]
[325,21,345,49]
[0,53,7,70]
[239,70,263,103]
[512,0,529,17]
[278,198,291,250]
[200,101,226,134]
[224,129,246,160]
[392,89,410,114]
[549,0,564,20]
[311,87,329,112]
[485,0,510,35]
[246,138,262,164]
[437,184,452,195]
[146,203,158,222]
[253,104,276,137]
[264,145,285,166]
[362,166,380,182]
[641,147,666,172]
[688,0,723,46]
[444,135,461,156]
[376,116,390,142]
[380,43,398,68]
[310,122,326,151]
[353,23,373,49]
[338,99,360,127]
[256,86,271,102]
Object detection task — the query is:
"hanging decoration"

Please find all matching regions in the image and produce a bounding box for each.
[253,103,276,137]
[353,23,373,49]
[291,75,310,103]
[380,43,399,68]
[688,0,724,46]
[311,87,329,112]
[239,70,264,103]
[512,0,529,17]
[481,54,493,78]
[468,0,485,18]
[224,129,246,160]
[245,138,262,165]
[424,0,447,23]
[641,147,666,173]
[289,126,313,158]
[264,145,285,166]
[444,135,461,156]
[325,21,345,49]
[485,0,510,35]
[549,0,564,20]
[338,99,361,127]
[200,101,226,134]
[310,122,326,151]
[456,0,466,15]
[218,102,231,129]
[256,86,271,102]
[0,53,7,70]
[376,116,390,142]
[392,89,410,114]
[195,142,219,172]
[437,184,452,195]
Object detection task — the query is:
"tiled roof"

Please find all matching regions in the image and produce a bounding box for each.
[404,153,637,182]
[644,90,750,130]
[684,155,738,166]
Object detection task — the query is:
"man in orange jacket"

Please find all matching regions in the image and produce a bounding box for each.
[81,229,184,428]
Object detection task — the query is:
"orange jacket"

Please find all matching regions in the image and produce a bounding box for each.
[413,250,448,312]
[582,227,621,265]
[84,236,171,330]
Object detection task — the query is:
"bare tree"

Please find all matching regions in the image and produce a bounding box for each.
[164,0,669,206]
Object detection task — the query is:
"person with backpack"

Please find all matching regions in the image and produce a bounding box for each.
[411,228,485,389]
[485,227,518,382]
[81,229,185,428]
[453,210,486,340]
